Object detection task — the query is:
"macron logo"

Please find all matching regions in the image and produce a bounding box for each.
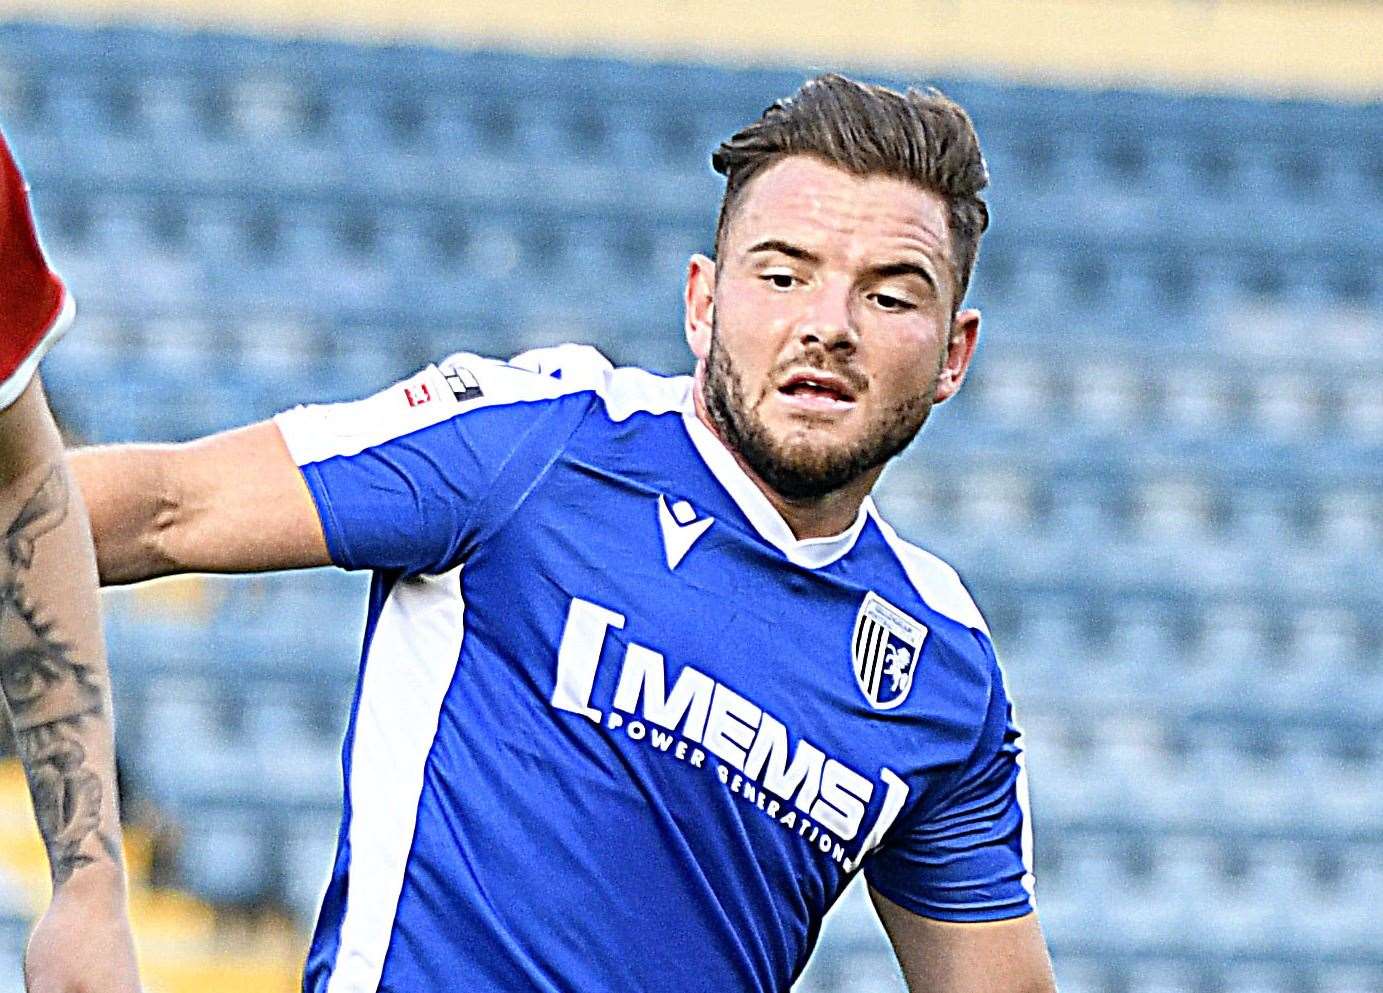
[657,495,714,570]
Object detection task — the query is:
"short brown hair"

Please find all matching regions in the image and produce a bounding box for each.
[711,73,990,305]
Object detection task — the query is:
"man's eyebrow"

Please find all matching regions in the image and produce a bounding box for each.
[869,260,938,291]
[744,239,821,263]
[747,240,940,291]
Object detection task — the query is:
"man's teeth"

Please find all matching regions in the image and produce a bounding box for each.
[789,381,843,399]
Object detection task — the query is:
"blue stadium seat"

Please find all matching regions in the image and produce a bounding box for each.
[1319,966,1383,993]
[177,811,276,907]
[281,816,340,925]
[1049,959,1109,993]
[1221,964,1301,993]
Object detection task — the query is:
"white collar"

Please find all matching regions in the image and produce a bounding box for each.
[678,384,873,570]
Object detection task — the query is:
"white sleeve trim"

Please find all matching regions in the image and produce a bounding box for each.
[274,353,584,468]
[274,347,692,468]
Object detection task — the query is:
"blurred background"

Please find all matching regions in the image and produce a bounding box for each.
[0,0,1378,990]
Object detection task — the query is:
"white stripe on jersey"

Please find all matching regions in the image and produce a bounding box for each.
[869,511,990,635]
[325,567,466,993]
[1015,743,1036,900]
[598,366,686,422]
[274,352,687,469]
[873,511,1035,898]
[274,355,584,468]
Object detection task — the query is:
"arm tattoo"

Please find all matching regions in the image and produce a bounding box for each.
[0,466,112,886]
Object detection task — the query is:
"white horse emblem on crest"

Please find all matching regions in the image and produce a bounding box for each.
[852,592,928,710]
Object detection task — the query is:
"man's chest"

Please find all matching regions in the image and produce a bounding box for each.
[448,457,989,875]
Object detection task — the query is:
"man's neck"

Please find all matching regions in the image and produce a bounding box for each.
[692,383,878,542]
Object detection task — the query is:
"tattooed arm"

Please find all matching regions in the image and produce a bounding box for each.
[0,379,140,993]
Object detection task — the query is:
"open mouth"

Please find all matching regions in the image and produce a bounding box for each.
[778,371,858,407]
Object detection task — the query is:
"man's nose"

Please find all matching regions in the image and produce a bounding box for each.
[797,282,858,352]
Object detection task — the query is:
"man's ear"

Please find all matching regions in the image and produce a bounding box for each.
[933,308,980,404]
[684,253,716,362]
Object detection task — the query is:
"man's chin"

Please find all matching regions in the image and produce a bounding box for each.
[762,395,856,429]
[766,420,863,459]
[748,441,869,501]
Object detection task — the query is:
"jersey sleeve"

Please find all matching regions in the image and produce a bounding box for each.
[273,352,596,575]
[864,646,1035,923]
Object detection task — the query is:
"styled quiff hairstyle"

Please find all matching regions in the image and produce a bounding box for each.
[711,73,990,305]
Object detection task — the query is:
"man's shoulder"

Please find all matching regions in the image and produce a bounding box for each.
[276,343,677,467]
[864,506,990,639]
[447,344,690,423]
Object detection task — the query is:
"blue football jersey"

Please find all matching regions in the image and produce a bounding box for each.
[273,350,1035,993]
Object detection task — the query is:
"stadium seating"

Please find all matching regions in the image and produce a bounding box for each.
[0,17,1378,992]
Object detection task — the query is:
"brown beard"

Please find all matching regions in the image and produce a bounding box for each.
[701,326,935,501]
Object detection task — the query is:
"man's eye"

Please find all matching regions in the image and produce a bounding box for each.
[871,293,914,311]
[762,273,797,289]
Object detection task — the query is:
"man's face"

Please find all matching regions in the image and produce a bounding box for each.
[686,155,979,501]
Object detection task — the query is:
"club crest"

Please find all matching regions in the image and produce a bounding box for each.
[852,592,928,710]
